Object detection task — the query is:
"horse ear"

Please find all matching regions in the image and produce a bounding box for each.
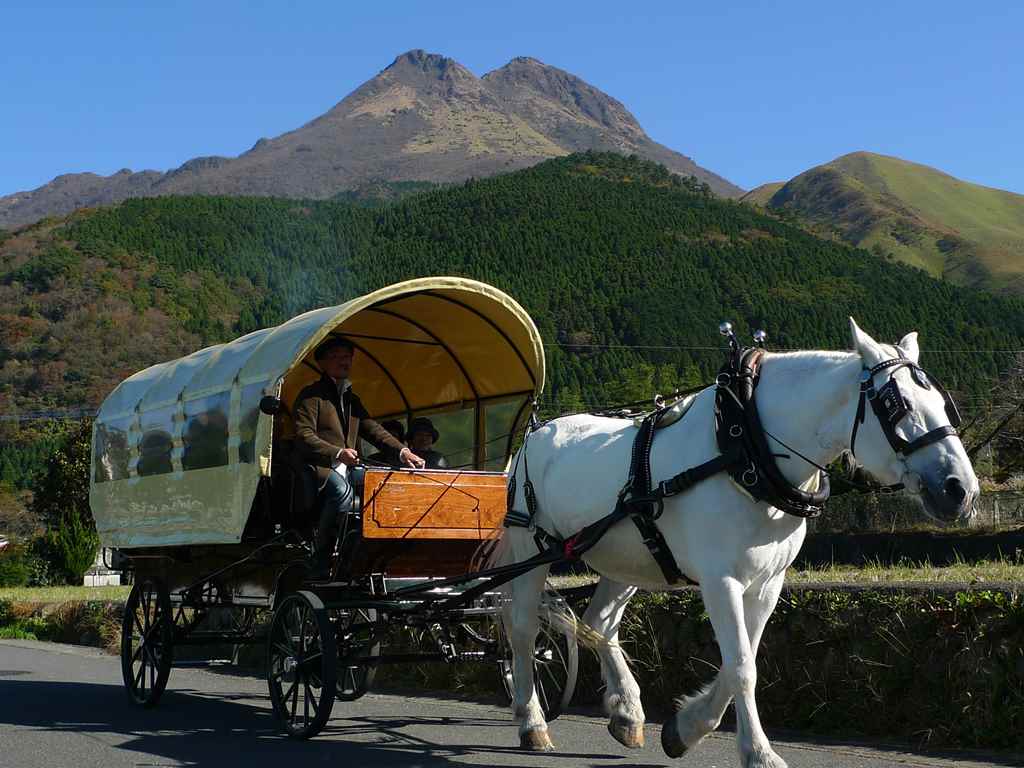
[897,331,920,363]
[849,317,884,365]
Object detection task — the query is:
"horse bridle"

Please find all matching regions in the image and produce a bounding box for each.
[849,354,962,460]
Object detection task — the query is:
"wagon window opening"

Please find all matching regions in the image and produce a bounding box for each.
[484,398,526,471]
[182,392,230,471]
[137,403,177,477]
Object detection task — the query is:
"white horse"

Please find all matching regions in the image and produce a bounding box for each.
[496,319,978,768]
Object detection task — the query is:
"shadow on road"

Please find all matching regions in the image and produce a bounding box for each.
[0,679,644,767]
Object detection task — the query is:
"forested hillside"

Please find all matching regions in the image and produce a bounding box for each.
[3,152,1024,448]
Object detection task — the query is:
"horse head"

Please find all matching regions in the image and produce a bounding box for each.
[849,318,978,524]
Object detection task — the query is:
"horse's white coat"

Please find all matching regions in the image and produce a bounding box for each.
[498,321,978,768]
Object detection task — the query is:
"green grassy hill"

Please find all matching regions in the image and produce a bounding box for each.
[2,152,1023,446]
[744,152,1024,292]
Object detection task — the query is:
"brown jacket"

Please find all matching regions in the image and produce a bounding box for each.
[293,375,404,482]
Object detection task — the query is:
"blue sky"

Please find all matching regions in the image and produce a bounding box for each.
[3,1,1022,196]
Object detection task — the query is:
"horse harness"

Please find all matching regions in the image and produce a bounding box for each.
[505,346,962,586]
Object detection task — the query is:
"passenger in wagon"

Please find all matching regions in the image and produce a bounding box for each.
[408,417,449,469]
[293,336,425,577]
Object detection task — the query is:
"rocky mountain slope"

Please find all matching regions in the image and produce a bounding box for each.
[0,50,741,228]
[743,152,1024,292]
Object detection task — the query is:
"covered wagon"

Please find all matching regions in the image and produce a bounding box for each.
[90,277,577,737]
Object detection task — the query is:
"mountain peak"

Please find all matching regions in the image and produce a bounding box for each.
[484,56,645,141]
[503,56,549,69]
[0,50,742,228]
[385,49,474,81]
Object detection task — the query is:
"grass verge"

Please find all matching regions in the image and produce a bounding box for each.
[0,597,121,649]
[0,585,131,603]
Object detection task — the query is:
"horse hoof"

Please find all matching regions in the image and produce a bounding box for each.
[661,715,687,759]
[608,715,644,749]
[521,728,555,752]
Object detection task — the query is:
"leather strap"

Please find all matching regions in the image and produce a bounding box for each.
[623,411,689,585]
[715,348,828,517]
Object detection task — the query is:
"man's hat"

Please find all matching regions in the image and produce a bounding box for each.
[314,335,355,361]
[408,417,440,443]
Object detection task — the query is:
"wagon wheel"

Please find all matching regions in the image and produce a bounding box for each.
[334,607,380,701]
[494,594,579,722]
[121,577,174,708]
[267,591,336,738]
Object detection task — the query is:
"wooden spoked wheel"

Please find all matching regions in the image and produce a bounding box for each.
[267,591,336,738]
[121,577,174,708]
[334,607,380,701]
[495,594,579,722]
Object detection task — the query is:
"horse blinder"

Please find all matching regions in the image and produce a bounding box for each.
[858,361,962,457]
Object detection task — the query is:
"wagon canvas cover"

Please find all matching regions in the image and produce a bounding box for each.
[90,277,544,548]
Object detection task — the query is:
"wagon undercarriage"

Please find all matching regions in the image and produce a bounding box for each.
[120,533,580,738]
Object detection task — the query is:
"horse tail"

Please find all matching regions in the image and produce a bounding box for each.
[543,586,624,658]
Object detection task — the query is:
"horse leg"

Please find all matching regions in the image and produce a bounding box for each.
[664,574,786,760]
[580,577,643,748]
[663,673,733,758]
[693,577,786,768]
[503,560,555,751]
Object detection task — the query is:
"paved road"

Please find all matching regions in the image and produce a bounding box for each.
[1,640,1020,768]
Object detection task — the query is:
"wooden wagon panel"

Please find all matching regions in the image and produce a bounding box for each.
[361,469,506,540]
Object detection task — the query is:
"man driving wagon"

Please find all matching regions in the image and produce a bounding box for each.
[293,336,426,577]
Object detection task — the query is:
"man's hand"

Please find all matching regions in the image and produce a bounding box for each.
[335,448,359,467]
[400,447,426,469]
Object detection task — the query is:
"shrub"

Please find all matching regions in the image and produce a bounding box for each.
[0,599,49,640]
[0,544,32,587]
[25,535,63,586]
[47,513,100,585]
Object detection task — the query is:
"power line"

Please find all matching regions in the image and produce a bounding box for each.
[545,341,1024,354]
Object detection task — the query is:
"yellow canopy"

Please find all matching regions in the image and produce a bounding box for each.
[90,277,544,549]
